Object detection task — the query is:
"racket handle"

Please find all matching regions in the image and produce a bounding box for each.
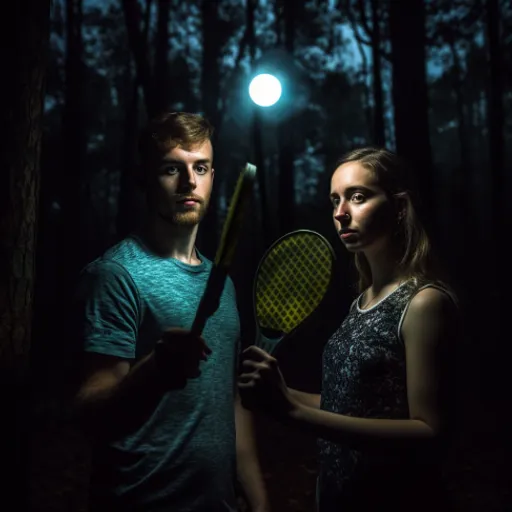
[190,265,228,337]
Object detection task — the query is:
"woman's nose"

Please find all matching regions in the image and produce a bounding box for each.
[334,203,350,222]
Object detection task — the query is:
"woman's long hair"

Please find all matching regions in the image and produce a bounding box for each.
[336,147,445,293]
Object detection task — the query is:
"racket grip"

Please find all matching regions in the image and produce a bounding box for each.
[190,265,228,337]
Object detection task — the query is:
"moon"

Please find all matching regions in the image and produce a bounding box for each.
[248,73,282,107]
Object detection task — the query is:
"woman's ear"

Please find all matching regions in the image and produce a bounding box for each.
[394,192,409,222]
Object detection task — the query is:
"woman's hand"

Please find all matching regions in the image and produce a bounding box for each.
[237,345,298,417]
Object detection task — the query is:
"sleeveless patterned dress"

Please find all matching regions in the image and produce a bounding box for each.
[316,280,455,511]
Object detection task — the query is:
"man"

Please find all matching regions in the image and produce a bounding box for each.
[72,112,269,511]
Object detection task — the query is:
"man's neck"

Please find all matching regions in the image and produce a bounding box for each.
[141,218,200,264]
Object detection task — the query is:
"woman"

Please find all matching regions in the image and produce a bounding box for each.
[238,147,459,511]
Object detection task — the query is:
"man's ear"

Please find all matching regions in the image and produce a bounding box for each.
[211,168,215,182]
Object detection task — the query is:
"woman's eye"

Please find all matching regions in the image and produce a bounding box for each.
[351,193,365,202]
[331,197,340,208]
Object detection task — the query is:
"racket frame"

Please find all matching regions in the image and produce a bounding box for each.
[191,162,257,337]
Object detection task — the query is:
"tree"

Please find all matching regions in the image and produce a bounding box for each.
[154,0,171,112]
[247,0,272,244]
[117,0,152,239]
[486,0,505,253]
[343,0,387,145]
[0,0,51,507]
[389,0,433,222]
[198,0,232,256]
[58,0,86,292]
[122,0,156,117]
[277,0,298,235]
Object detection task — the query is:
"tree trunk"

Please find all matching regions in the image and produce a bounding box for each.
[370,0,385,145]
[116,0,152,239]
[389,0,433,223]
[277,0,296,236]
[248,0,271,245]
[122,0,156,117]
[59,0,86,293]
[486,0,504,248]
[198,0,223,258]
[116,75,142,240]
[154,0,171,113]
[0,0,50,507]
[446,37,473,285]
[448,39,470,174]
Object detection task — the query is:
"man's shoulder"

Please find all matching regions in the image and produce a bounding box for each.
[102,235,147,264]
[79,236,146,285]
[86,235,155,274]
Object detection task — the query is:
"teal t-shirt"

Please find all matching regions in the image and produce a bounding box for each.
[75,235,240,512]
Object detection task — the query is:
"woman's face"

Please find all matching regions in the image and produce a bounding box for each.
[330,161,397,254]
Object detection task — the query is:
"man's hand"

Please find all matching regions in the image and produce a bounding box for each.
[155,327,212,389]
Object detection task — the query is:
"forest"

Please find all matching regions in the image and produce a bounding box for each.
[1,0,511,510]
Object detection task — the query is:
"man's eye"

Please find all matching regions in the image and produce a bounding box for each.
[196,166,208,174]
[162,166,179,175]
[331,197,340,208]
[351,193,365,202]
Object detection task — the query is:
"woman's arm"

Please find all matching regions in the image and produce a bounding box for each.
[288,389,321,409]
[239,288,457,443]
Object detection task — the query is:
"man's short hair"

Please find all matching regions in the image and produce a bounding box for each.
[138,112,214,164]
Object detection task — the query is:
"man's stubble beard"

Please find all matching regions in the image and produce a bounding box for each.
[159,198,210,227]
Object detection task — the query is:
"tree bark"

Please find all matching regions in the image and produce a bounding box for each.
[369,0,385,145]
[448,38,470,174]
[486,0,504,246]
[247,0,271,245]
[389,0,433,223]
[198,0,223,258]
[59,0,86,291]
[116,0,152,239]
[277,0,296,236]
[347,0,386,145]
[154,0,171,113]
[122,0,156,117]
[0,0,50,507]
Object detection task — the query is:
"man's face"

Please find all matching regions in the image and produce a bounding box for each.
[147,140,214,227]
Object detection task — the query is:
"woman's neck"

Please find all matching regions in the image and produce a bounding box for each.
[364,244,404,294]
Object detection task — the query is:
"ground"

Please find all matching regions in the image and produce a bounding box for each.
[28,408,510,511]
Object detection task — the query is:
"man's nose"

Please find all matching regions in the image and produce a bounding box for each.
[179,167,196,189]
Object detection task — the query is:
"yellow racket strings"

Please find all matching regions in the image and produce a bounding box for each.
[255,233,333,333]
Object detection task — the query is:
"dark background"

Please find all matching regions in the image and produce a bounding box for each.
[1,0,511,510]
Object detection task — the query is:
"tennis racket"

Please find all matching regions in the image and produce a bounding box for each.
[191,162,257,336]
[253,229,337,355]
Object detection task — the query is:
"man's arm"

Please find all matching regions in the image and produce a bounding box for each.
[71,261,209,439]
[73,351,164,438]
[235,391,270,512]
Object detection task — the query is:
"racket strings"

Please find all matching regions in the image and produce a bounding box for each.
[255,233,334,333]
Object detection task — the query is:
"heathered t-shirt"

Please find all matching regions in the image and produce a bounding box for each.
[75,235,240,512]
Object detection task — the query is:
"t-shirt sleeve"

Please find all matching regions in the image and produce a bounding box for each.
[74,259,140,359]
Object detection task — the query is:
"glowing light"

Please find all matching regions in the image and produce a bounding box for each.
[248,73,282,107]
